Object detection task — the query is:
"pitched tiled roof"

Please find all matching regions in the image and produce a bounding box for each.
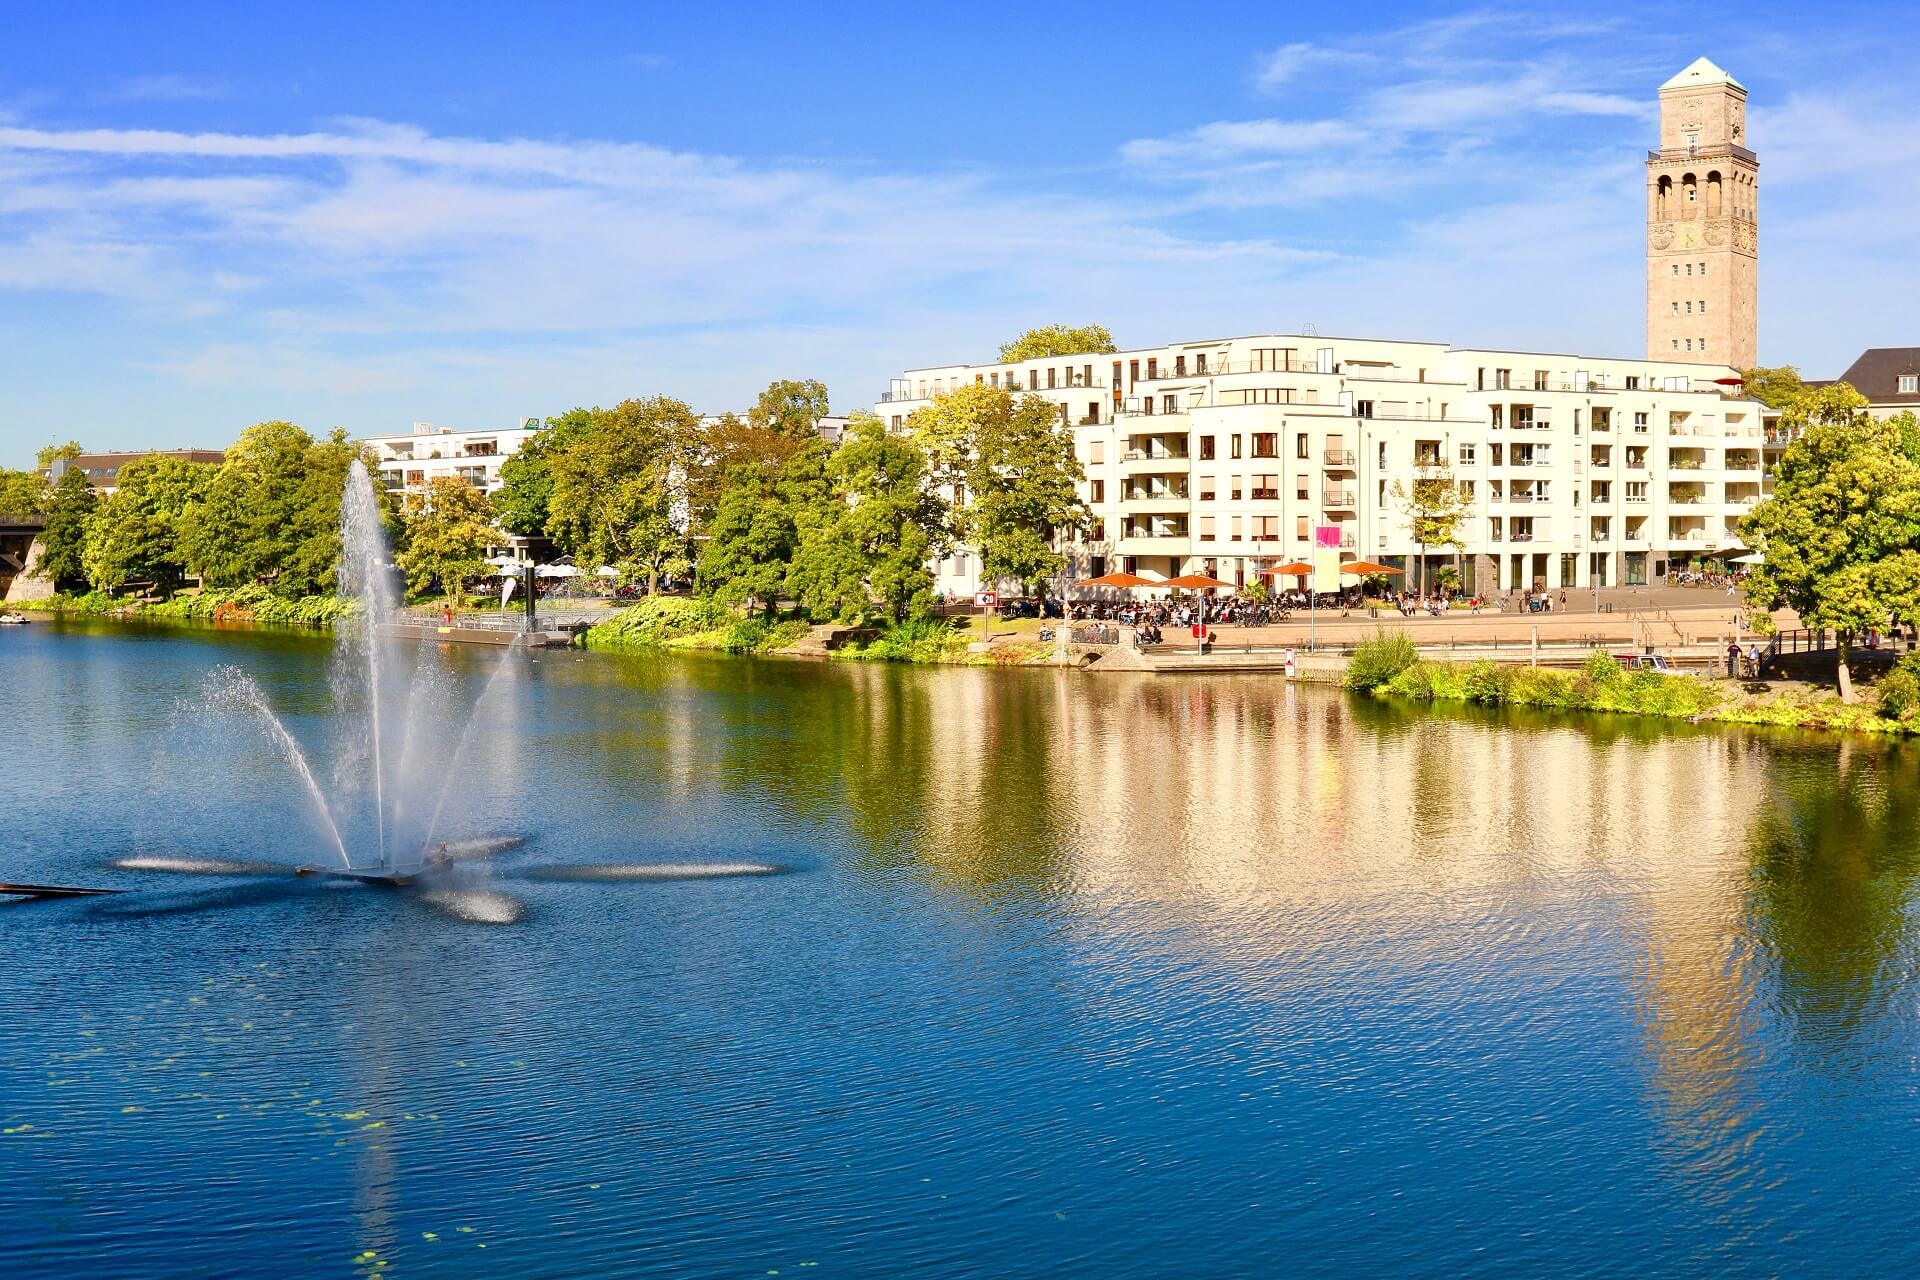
[1835,348,1920,405]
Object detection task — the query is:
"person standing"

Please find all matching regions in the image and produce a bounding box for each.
[1725,640,1740,678]
[1285,648,1297,681]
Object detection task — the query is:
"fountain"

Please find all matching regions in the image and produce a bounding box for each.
[102,460,787,919]
[209,460,520,884]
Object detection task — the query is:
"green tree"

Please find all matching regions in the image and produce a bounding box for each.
[395,477,495,599]
[179,422,373,598]
[493,412,588,538]
[966,392,1086,596]
[82,455,216,593]
[686,410,808,533]
[34,467,98,588]
[0,469,49,519]
[997,324,1117,362]
[697,465,796,614]
[1741,414,1920,700]
[748,378,831,440]
[545,396,700,591]
[1390,459,1470,595]
[34,440,83,472]
[827,411,949,621]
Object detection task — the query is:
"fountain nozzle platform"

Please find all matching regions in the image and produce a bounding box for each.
[294,854,456,887]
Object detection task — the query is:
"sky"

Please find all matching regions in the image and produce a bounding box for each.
[1,0,1915,467]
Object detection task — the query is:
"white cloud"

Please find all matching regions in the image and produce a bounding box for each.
[1254,43,1370,91]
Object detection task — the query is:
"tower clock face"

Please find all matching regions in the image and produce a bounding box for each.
[1677,223,1701,250]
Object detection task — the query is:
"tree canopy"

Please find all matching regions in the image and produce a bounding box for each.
[748,378,830,440]
[1390,460,1471,594]
[395,477,495,598]
[997,324,1117,363]
[1741,411,1920,699]
[34,440,83,472]
[545,396,701,589]
[34,468,98,588]
[83,455,216,592]
[0,468,48,519]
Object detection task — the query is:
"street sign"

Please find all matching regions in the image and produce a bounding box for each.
[973,590,998,607]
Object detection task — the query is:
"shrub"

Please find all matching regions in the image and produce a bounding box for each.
[1345,628,1418,692]
[1463,660,1510,705]
[722,617,771,653]
[583,596,727,651]
[855,615,966,663]
[1878,654,1920,720]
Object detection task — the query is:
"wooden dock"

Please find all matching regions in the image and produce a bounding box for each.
[376,622,576,648]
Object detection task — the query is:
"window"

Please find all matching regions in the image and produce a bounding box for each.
[1162,395,1177,414]
[1625,481,1647,502]
[1198,476,1217,501]
[1534,370,1549,391]
[1699,300,1707,313]
[1356,399,1375,419]
[1028,370,1038,390]
[1230,476,1242,501]
[1672,340,1679,351]
[1684,302,1692,314]
[1459,443,1476,465]
[1147,358,1158,380]
[1672,302,1679,315]
[1251,433,1278,458]
[1685,339,1693,351]
[1198,516,1215,542]
[1700,262,1707,275]
[1296,516,1310,541]
[1460,480,1475,499]
[1593,408,1611,431]
[1633,412,1648,431]
[1230,516,1242,541]
[1296,433,1309,459]
[1174,356,1186,376]
[1047,367,1057,389]
[1626,376,1640,390]
[1252,475,1278,501]
[1231,435,1243,459]
[1672,264,1679,276]
[1901,375,1919,394]
[1253,516,1278,539]
[1686,263,1693,276]
[1296,474,1309,500]
[1196,353,1208,373]
[1090,479,1105,503]
[1199,435,1216,460]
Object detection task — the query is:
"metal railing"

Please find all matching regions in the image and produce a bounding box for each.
[1324,449,1356,466]
[1647,142,1757,163]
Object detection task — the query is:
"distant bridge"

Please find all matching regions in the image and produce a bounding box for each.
[1,516,48,604]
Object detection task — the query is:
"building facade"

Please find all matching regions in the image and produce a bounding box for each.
[1827,348,1920,420]
[877,334,1774,597]
[362,421,541,495]
[1646,57,1758,367]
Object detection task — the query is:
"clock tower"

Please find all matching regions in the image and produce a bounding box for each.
[1645,57,1757,367]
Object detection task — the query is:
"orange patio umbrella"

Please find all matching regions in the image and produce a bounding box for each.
[1161,573,1234,590]
[1340,560,1403,576]
[1076,571,1157,589]
[1258,561,1315,577]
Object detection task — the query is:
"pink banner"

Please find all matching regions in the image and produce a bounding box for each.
[1314,525,1341,548]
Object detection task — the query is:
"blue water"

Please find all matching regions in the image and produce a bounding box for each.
[5,620,1919,1277]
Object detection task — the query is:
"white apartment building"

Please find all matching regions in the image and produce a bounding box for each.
[875,333,1776,596]
[362,421,541,495]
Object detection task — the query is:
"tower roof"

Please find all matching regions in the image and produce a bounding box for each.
[1661,57,1746,93]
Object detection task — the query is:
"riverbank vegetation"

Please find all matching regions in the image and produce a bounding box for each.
[1344,629,1920,734]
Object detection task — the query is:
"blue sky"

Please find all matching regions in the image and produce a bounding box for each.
[1,1,1914,466]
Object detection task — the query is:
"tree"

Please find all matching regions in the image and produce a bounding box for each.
[998,324,1117,363]
[34,441,83,472]
[748,378,831,441]
[545,396,700,592]
[83,455,216,593]
[178,421,376,598]
[395,477,495,599]
[697,465,796,614]
[685,410,807,532]
[1738,366,1812,410]
[33,467,98,588]
[1390,460,1470,595]
[827,411,950,620]
[1741,414,1920,701]
[0,469,49,519]
[493,412,589,538]
[947,390,1087,597]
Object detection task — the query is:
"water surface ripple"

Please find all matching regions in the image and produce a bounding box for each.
[4,621,1919,1277]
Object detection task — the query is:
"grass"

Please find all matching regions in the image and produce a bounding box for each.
[14,586,354,626]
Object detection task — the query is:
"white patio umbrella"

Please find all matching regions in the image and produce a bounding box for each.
[484,553,520,567]
[595,566,621,579]
[536,564,583,579]
[1732,551,1765,565]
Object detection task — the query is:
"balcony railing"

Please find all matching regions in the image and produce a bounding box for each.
[1323,489,1356,507]
[1647,142,1757,164]
[1121,448,1188,462]
[1324,449,1356,467]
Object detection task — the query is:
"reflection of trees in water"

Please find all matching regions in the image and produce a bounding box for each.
[1745,738,1920,1048]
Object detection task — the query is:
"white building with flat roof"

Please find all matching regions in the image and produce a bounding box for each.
[361,421,541,495]
[875,333,1775,597]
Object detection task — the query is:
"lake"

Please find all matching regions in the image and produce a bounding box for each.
[5,620,1919,1277]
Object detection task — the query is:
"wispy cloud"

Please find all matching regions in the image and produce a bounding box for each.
[111,74,226,102]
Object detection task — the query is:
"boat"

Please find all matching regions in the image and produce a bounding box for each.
[0,612,29,625]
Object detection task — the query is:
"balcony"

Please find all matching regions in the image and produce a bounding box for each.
[1121,491,1189,512]
[1120,450,1190,475]
[1116,534,1192,557]
[1322,488,1356,509]
[1648,142,1757,164]
[1324,448,1356,468]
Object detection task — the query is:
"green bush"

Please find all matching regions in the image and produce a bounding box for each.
[852,615,966,664]
[1463,659,1510,705]
[1878,654,1920,720]
[1344,629,1418,692]
[583,596,727,651]
[721,615,807,654]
